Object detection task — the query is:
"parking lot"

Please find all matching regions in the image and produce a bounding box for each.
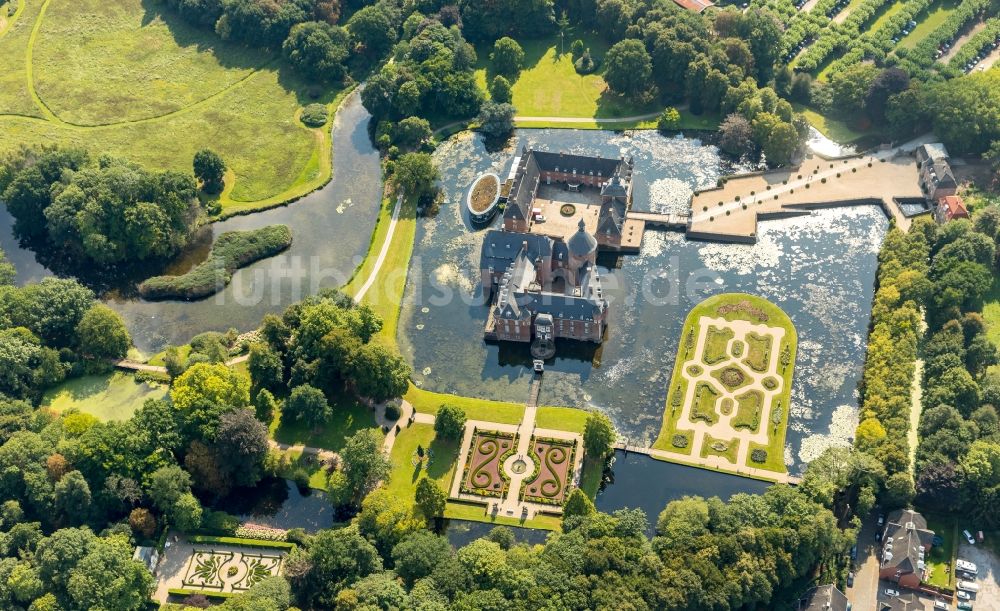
[954,541,1000,611]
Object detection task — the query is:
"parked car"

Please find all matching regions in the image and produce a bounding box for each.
[957,559,978,573]
[957,590,972,601]
[850,545,858,561]
[884,588,900,597]
[875,530,883,542]
[877,514,885,526]
[957,603,973,611]
[847,572,854,587]
[958,580,980,592]
[963,530,975,545]
[934,600,950,610]
[977,530,984,543]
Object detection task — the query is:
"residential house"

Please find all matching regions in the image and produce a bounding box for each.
[935,194,969,223]
[878,509,935,590]
[916,143,958,200]
[796,584,849,611]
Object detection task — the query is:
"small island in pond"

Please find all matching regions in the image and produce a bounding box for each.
[653,293,797,476]
[139,225,293,301]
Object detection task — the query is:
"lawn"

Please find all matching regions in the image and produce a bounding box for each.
[981,274,1000,347]
[271,447,336,491]
[42,371,168,421]
[0,0,345,212]
[869,0,909,33]
[386,423,461,507]
[897,0,961,49]
[700,433,740,464]
[474,29,660,121]
[924,514,957,588]
[344,194,416,345]
[269,394,379,452]
[534,406,591,433]
[795,104,877,144]
[404,386,525,424]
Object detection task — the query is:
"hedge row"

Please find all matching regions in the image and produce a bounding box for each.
[824,0,935,77]
[897,0,990,74]
[168,589,235,600]
[138,225,292,300]
[781,0,841,57]
[186,535,296,551]
[947,16,1000,69]
[796,0,894,71]
[857,228,926,475]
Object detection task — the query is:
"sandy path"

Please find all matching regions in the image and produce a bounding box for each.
[940,20,987,63]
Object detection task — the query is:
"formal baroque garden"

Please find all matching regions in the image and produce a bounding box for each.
[459,429,517,499]
[521,436,578,505]
[180,548,284,594]
[653,294,797,475]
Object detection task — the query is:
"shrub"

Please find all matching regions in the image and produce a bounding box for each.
[657,107,681,131]
[750,448,767,463]
[291,467,310,491]
[384,400,402,420]
[574,48,596,74]
[301,104,328,127]
[672,434,688,448]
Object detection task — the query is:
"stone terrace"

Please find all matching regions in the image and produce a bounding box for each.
[688,152,923,242]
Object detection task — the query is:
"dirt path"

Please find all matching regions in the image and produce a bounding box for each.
[940,20,987,63]
[353,194,403,303]
[801,0,821,11]
[977,44,1000,70]
[908,359,923,473]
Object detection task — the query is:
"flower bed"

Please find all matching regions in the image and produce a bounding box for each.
[460,428,518,499]
[234,524,288,542]
[522,436,577,505]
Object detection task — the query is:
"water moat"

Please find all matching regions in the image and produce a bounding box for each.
[399,129,887,475]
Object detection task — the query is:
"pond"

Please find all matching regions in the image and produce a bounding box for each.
[593,451,770,534]
[214,478,338,533]
[0,90,384,355]
[398,128,887,475]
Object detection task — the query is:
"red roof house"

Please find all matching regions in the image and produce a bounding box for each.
[936,195,969,223]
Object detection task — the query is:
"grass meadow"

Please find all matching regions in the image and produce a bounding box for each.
[0,0,343,210]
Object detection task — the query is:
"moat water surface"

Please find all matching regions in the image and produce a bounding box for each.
[0,91,383,355]
[399,129,887,475]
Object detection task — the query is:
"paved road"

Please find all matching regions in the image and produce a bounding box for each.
[847,511,881,611]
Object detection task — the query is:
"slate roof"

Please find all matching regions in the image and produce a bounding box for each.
[928,160,957,188]
[881,510,934,576]
[601,173,628,198]
[568,219,598,256]
[481,230,553,273]
[917,143,950,165]
[877,591,923,611]
[797,584,848,611]
[531,149,622,178]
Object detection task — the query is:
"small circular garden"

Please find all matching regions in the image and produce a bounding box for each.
[469,174,500,213]
[559,203,576,217]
